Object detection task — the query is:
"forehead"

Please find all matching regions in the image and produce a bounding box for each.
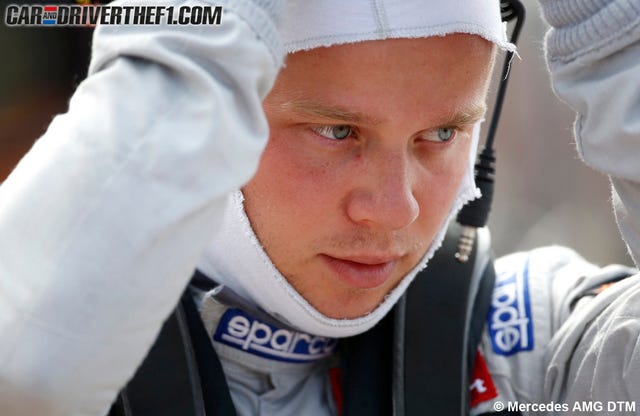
[266,35,495,125]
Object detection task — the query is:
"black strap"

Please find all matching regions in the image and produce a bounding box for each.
[400,223,496,416]
[109,301,207,416]
[340,310,395,416]
[108,288,236,416]
[180,289,237,416]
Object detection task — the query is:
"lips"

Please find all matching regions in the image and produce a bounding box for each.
[320,254,400,289]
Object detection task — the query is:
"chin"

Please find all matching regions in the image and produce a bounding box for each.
[314,291,387,320]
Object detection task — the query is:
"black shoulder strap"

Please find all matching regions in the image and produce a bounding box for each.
[400,223,496,416]
[108,299,206,416]
[180,289,238,416]
[108,288,236,416]
[340,308,395,416]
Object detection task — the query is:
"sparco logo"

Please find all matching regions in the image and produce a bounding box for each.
[213,309,337,363]
[488,260,533,356]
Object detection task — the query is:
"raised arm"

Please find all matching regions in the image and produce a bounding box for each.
[538,0,640,267]
[0,1,283,414]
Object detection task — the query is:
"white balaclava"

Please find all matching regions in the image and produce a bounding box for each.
[198,1,515,338]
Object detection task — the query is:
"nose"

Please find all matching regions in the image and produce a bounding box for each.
[345,151,420,230]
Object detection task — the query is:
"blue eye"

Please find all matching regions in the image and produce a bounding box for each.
[422,127,457,143]
[313,125,353,140]
[437,128,455,142]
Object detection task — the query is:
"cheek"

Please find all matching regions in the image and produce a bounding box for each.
[260,139,335,202]
[414,140,472,222]
[243,132,344,236]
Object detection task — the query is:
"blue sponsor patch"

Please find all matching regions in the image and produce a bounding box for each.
[488,259,534,356]
[213,308,337,363]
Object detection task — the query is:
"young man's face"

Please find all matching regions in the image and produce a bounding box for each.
[243,34,495,319]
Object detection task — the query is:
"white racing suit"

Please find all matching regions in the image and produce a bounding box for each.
[471,248,638,415]
[1,0,640,415]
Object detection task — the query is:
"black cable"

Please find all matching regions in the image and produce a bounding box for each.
[454,0,525,262]
[485,0,525,150]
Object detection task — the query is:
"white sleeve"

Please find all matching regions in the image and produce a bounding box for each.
[535,0,640,408]
[537,0,640,267]
[0,1,283,415]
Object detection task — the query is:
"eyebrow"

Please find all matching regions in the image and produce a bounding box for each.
[282,99,487,127]
[282,100,381,124]
[440,102,488,127]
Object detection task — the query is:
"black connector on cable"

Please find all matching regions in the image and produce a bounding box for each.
[455,148,496,262]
